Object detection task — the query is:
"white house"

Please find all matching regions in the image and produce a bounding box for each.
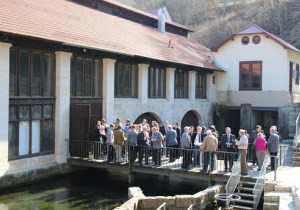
[212,24,300,137]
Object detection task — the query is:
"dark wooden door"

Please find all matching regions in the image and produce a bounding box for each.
[70,104,90,140]
[181,111,199,131]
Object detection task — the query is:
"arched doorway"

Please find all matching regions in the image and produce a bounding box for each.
[181,110,199,131]
[134,112,162,125]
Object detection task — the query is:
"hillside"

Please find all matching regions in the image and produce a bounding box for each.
[116,0,300,49]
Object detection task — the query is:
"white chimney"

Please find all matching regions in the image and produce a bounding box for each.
[158,8,166,33]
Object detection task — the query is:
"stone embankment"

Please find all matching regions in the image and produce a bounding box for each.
[115,185,224,210]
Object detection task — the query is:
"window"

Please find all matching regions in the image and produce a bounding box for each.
[239,61,262,90]
[195,73,207,99]
[252,36,261,44]
[9,49,54,97]
[9,104,54,159]
[70,56,102,97]
[115,62,138,97]
[241,36,250,45]
[9,48,55,159]
[174,70,188,98]
[296,64,299,85]
[148,67,166,98]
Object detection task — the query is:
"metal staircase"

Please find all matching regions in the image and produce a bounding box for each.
[229,176,257,209]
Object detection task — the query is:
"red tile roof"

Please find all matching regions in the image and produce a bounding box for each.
[0,0,220,70]
[212,24,300,53]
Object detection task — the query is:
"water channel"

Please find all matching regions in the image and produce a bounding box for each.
[0,169,209,209]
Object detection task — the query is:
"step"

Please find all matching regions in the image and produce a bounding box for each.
[239,181,256,186]
[236,193,255,198]
[263,202,279,210]
[234,198,255,205]
[237,186,254,192]
[240,177,257,182]
[229,204,253,210]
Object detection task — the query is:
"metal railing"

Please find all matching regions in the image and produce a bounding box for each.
[68,139,242,172]
[225,154,241,208]
[186,204,193,210]
[252,154,278,209]
[156,202,166,210]
[295,113,300,147]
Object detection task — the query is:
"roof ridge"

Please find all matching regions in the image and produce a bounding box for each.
[102,0,193,31]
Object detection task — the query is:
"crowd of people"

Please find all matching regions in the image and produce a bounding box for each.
[93,118,280,175]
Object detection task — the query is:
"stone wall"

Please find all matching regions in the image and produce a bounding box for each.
[0,163,79,190]
[115,185,224,210]
[278,103,300,138]
[114,98,214,127]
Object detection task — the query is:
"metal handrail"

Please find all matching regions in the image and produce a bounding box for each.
[225,154,241,208]
[156,202,166,210]
[252,154,270,209]
[295,113,300,147]
[186,204,193,210]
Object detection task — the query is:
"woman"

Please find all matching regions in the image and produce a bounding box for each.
[181,126,191,169]
[254,132,267,170]
[237,129,248,175]
[151,127,163,166]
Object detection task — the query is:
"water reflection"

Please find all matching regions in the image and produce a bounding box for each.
[0,169,208,209]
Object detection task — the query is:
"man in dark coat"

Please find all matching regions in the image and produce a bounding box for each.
[221,127,235,172]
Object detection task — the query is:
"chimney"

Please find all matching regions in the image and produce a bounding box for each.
[158,8,165,33]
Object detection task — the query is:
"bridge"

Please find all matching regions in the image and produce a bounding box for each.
[66,139,282,184]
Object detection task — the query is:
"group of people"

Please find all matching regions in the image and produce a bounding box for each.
[93,118,280,175]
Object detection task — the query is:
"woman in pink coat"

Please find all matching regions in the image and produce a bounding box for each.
[254,132,267,170]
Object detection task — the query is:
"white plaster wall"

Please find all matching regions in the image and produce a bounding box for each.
[0,42,11,175]
[102,58,116,124]
[214,34,290,107]
[55,51,72,164]
[288,50,300,103]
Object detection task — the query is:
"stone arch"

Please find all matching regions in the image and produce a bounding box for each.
[134,112,163,125]
[181,110,201,131]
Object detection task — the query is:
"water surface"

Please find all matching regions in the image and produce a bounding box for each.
[0,169,208,210]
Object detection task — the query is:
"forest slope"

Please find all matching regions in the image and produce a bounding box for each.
[116,0,300,49]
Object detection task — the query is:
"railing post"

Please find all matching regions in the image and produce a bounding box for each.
[274,156,277,181]
[128,144,132,184]
[279,145,282,166]
[65,139,70,157]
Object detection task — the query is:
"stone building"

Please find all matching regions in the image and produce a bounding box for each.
[0,0,221,178]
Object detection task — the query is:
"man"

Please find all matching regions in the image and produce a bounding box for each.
[201,130,218,173]
[250,125,265,165]
[92,121,101,159]
[114,118,122,129]
[181,126,191,169]
[209,125,219,139]
[127,125,138,164]
[173,122,181,158]
[137,126,149,165]
[238,129,249,176]
[151,127,164,166]
[113,126,125,162]
[267,127,279,171]
[192,126,205,167]
[123,119,131,134]
[159,120,169,136]
[165,125,178,162]
[221,127,235,172]
[106,124,115,162]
